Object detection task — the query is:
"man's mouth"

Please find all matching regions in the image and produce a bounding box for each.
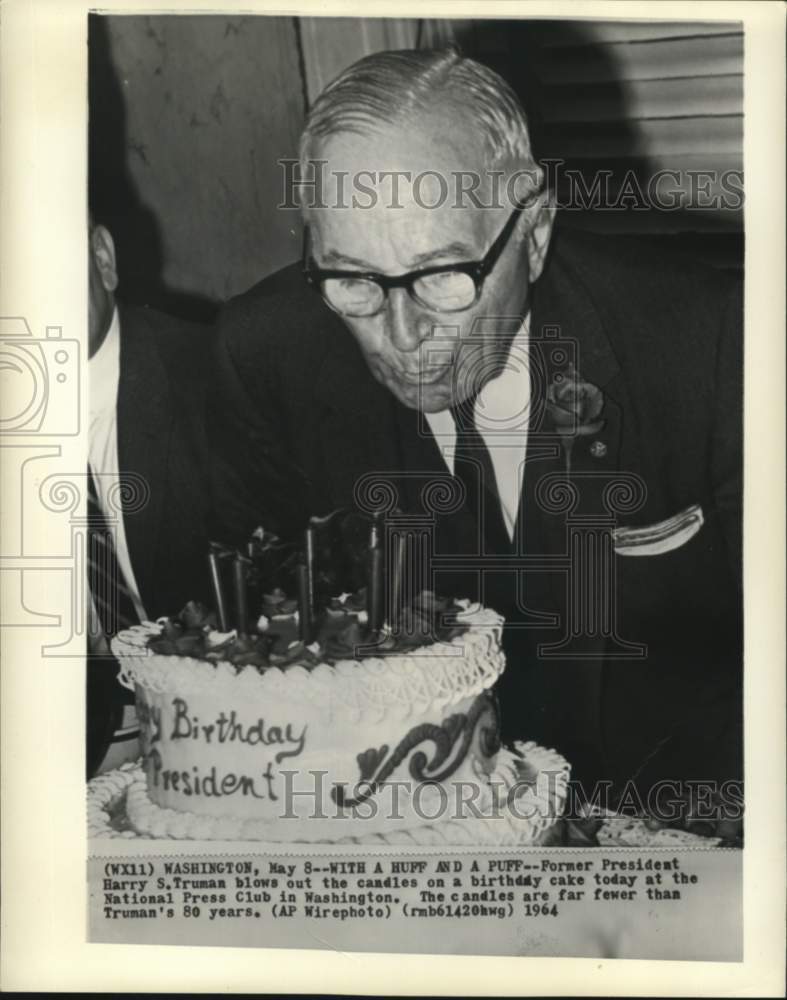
[395,366,451,387]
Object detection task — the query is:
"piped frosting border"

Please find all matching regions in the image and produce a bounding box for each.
[111,602,505,723]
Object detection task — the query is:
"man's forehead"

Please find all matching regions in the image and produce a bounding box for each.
[306,120,509,268]
[318,112,489,173]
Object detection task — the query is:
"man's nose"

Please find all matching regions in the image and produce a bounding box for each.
[386,288,433,353]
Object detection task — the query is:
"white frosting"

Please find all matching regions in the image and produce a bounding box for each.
[89,743,571,845]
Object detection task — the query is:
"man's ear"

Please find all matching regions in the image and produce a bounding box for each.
[524,195,556,282]
[91,225,119,294]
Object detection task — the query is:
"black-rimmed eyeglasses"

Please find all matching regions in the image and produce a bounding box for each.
[303,191,541,318]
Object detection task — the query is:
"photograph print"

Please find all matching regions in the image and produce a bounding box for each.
[85,11,745,959]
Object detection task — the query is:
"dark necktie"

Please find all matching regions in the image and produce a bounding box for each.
[87,466,139,638]
[450,396,511,555]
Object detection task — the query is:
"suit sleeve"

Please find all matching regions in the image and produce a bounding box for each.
[208,302,307,545]
[710,278,743,583]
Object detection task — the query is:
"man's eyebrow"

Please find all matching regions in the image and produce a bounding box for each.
[320,241,476,271]
[320,249,377,269]
[409,242,475,266]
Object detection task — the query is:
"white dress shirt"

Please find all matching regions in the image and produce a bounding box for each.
[425,318,531,541]
[88,306,147,622]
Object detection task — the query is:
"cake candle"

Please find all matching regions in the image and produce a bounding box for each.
[304,524,315,628]
[208,543,229,632]
[296,561,312,642]
[232,552,251,636]
[367,514,384,633]
[390,531,406,632]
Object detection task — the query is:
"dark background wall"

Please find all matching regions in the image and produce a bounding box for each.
[89,14,306,318]
[89,15,743,322]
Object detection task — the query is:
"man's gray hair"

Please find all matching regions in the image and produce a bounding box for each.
[299,47,538,174]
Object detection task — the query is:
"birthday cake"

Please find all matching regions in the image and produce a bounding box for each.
[107,520,570,843]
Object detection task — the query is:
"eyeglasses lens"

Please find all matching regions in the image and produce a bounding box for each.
[323,271,478,317]
[323,277,383,317]
[413,271,477,311]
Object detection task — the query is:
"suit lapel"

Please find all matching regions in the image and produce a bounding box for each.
[520,232,625,543]
[513,234,628,751]
[528,233,623,445]
[116,307,174,615]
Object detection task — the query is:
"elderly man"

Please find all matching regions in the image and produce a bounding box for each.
[211,49,742,801]
[87,216,214,776]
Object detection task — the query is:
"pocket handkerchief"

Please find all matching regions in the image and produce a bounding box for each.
[613,504,704,556]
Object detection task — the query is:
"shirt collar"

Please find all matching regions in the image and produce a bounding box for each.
[474,313,530,433]
[426,313,530,427]
[423,313,530,452]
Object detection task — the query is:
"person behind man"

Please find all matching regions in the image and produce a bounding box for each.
[87,217,213,777]
[210,49,742,803]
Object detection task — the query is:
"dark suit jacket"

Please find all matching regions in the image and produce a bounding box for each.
[210,227,743,799]
[115,304,214,617]
[87,304,213,777]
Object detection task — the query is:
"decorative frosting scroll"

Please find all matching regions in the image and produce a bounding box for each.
[332,692,500,808]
